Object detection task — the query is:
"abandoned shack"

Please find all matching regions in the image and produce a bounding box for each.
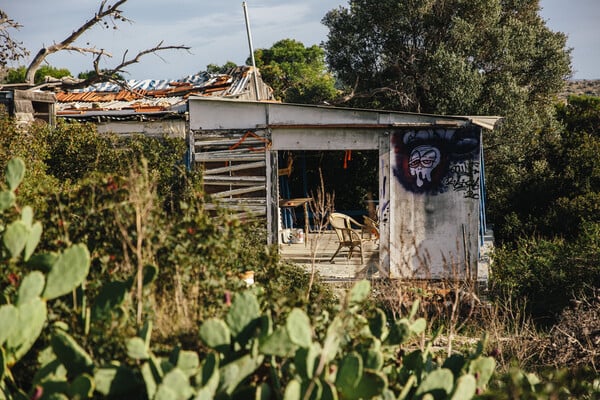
[3,65,498,286]
[188,97,499,285]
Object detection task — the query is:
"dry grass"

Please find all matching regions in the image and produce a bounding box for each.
[153,297,198,340]
[539,290,600,371]
[371,278,553,371]
[372,277,600,374]
[474,298,544,372]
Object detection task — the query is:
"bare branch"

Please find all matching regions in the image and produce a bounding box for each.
[0,10,30,67]
[332,82,414,109]
[61,46,112,57]
[25,0,135,84]
[113,41,190,73]
[334,76,360,104]
[57,42,191,91]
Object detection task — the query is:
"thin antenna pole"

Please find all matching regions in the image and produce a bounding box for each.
[243,1,261,100]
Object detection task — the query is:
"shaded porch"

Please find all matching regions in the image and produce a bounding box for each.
[278,231,383,281]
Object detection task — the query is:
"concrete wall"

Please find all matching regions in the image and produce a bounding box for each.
[387,127,481,279]
[11,90,56,125]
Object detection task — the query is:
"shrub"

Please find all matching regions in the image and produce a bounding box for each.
[1,157,598,399]
[540,289,600,369]
[45,121,192,209]
[0,115,58,212]
[490,222,600,321]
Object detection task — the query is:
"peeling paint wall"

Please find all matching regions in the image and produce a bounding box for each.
[95,119,187,138]
[388,126,481,279]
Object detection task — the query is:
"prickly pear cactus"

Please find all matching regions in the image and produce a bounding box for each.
[42,244,90,300]
[1,157,503,399]
[0,158,94,398]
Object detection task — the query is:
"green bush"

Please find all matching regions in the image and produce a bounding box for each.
[0,115,58,213]
[5,65,72,84]
[0,158,92,397]
[484,365,600,399]
[0,115,336,351]
[492,95,600,243]
[256,256,339,326]
[490,222,600,320]
[0,116,193,216]
[45,121,192,210]
[488,96,600,324]
[1,156,598,399]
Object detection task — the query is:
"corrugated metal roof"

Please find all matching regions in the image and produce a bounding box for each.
[56,66,273,120]
[68,71,235,93]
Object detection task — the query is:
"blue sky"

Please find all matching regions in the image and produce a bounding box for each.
[3,0,599,80]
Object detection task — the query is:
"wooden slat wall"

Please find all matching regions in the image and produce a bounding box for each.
[193,129,270,218]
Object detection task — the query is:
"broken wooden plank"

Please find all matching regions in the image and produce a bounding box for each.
[195,137,268,148]
[195,152,265,162]
[203,161,265,175]
[211,185,265,198]
[204,175,266,186]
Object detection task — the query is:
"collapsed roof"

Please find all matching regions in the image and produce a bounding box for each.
[54,66,274,122]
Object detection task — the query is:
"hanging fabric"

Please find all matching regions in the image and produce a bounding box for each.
[343,150,352,169]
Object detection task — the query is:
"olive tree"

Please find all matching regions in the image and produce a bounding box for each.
[323,0,570,114]
[322,0,572,243]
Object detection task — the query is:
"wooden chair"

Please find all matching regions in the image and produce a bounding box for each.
[361,215,380,242]
[328,212,365,263]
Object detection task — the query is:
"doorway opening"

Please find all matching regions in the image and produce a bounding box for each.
[279,150,378,229]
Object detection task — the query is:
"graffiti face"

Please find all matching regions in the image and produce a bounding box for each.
[392,127,481,196]
[409,145,440,187]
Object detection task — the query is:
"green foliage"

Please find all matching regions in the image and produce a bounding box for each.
[51,329,95,377]
[77,69,125,81]
[323,0,570,114]
[5,65,72,84]
[4,158,24,192]
[205,61,238,74]
[0,158,91,396]
[0,156,596,399]
[0,116,275,350]
[256,255,338,324]
[491,222,600,319]
[0,114,57,212]
[192,281,498,399]
[557,94,600,134]
[44,121,117,181]
[488,95,600,320]
[252,39,338,104]
[44,121,189,207]
[42,244,90,300]
[483,365,600,399]
[492,95,600,242]
[151,201,263,324]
